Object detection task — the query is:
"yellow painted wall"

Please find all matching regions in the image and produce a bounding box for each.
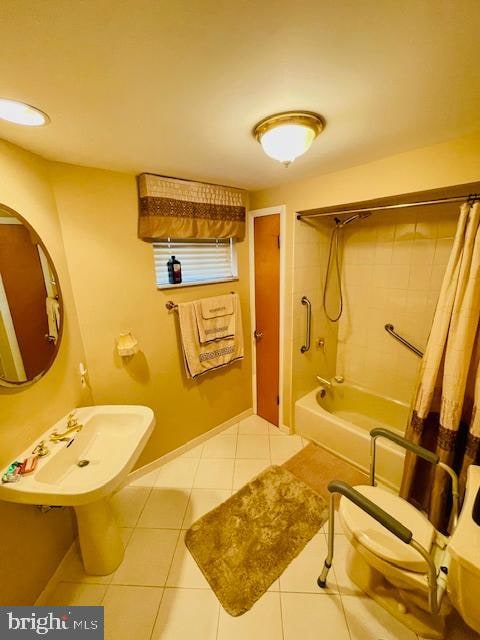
[251,131,480,426]
[0,140,92,604]
[49,163,252,465]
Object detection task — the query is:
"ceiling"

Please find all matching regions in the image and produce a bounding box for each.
[0,1,479,190]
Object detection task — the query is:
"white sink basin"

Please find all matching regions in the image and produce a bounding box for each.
[0,405,154,506]
[0,405,155,575]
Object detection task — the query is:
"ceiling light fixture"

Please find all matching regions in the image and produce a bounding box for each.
[253,111,325,166]
[0,98,50,126]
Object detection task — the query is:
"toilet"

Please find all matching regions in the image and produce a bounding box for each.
[337,465,480,639]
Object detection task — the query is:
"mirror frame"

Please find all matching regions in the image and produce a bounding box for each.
[0,203,64,388]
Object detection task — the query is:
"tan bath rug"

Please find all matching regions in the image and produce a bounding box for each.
[185,465,327,616]
[283,442,369,504]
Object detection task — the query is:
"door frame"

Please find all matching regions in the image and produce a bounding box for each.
[248,205,287,431]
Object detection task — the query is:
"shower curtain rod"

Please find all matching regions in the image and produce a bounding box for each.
[296,193,480,220]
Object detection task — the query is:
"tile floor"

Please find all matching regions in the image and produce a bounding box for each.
[43,415,472,640]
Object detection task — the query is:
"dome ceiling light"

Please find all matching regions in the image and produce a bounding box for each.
[253,111,325,166]
[0,98,50,126]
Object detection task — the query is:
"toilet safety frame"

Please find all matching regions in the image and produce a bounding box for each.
[318,428,460,615]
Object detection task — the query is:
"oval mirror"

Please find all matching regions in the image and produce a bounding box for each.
[0,204,63,387]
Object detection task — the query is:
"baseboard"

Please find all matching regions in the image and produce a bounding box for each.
[124,407,254,487]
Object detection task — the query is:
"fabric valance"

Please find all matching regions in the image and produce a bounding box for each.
[137,173,246,241]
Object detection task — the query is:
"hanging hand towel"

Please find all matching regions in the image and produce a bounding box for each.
[45,296,60,343]
[178,297,243,378]
[193,294,236,343]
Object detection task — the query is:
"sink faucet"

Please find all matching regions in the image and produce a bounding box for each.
[50,412,83,442]
[316,375,344,389]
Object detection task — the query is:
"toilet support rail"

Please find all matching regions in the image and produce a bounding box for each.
[318,428,460,616]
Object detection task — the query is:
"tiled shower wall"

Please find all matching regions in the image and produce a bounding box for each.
[336,202,458,404]
[291,218,338,403]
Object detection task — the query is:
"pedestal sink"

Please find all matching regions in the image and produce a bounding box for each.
[0,405,155,575]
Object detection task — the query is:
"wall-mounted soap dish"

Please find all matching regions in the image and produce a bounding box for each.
[116,331,139,357]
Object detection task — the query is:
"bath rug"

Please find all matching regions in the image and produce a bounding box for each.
[283,442,369,504]
[185,465,327,616]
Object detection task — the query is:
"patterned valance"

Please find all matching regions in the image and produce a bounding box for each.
[137,173,246,241]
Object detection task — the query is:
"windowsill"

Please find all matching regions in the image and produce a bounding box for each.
[157,277,239,290]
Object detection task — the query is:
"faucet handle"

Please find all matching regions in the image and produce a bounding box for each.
[32,440,49,457]
[66,412,78,428]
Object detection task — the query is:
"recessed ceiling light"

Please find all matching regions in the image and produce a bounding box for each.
[253,111,325,166]
[0,98,50,126]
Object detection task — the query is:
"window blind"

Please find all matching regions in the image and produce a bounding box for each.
[153,238,236,287]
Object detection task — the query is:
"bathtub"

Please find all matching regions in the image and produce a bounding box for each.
[294,382,410,489]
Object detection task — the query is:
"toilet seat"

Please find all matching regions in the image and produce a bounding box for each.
[339,485,436,573]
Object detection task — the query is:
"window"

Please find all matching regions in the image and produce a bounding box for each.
[153,238,238,288]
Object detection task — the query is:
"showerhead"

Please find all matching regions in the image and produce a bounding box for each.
[335,212,371,228]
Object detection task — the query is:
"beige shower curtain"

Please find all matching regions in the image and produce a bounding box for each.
[400,201,480,533]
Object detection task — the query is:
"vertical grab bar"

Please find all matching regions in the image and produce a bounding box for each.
[300,296,312,353]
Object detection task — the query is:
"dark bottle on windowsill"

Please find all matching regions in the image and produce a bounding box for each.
[167,255,182,284]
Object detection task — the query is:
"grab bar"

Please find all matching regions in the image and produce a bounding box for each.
[384,323,423,358]
[300,296,311,353]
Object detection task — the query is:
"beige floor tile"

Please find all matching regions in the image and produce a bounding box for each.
[267,423,284,435]
[110,486,151,527]
[269,435,303,463]
[180,443,204,458]
[182,488,231,529]
[151,588,219,640]
[154,458,199,488]
[137,487,190,528]
[201,434,237,459]
[232,459,271,490]
[342,595,417,639]
[281,592,350,640]
[217,592,282,639]
[46,582,106,606]
[222,423,239,435]
[103,585,163,640]
[112,528,179,586]
[167,531,211,588]
[320,520,346,536]
[194,459,235,489]
[330,535,366,596]
[128,467,161,487]
[238,414,271,435]
[236,435,270,459]
[268,579,280,591]
[279,533,338,594]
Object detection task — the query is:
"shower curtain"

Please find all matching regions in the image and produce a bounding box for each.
[400,201,480,533]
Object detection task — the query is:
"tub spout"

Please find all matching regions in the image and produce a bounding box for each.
[316,376,332,388]
[316,375,344,388]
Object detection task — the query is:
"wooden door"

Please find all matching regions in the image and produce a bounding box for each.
[254,214,280,426]
[0,224,52,379]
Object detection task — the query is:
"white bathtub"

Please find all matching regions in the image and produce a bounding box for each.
[294,383,410,489]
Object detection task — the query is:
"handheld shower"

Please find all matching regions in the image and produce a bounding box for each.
[323,212,372,322]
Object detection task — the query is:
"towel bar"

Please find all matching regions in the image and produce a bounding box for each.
[165,291,236,312]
